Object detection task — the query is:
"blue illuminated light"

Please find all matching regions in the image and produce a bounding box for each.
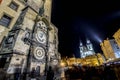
[94,34,102,43]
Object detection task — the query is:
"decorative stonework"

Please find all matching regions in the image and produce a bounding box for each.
[35,30,47,44]
[0,0,60,79]
[33,47,45,60]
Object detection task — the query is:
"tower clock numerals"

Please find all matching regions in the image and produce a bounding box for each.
[36,31,46,44]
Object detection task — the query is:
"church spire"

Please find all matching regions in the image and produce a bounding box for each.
[86,38,91,44]
[79,39,83,46]
[79,39,84,55]
[86,38,95,52]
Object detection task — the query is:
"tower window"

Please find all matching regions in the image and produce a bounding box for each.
[9,1,19,11]
[0,14,12,27]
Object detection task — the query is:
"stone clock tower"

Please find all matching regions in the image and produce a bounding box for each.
[28,18,50,77]
[0,0,60,79]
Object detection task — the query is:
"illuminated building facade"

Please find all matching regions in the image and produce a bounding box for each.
[79,38,95,58]
[63,53,105,67]
[113,28,120,47]
[109,39,120,58]
[0,0,25,45]
[100,38,120,61]
[0,0,60,79]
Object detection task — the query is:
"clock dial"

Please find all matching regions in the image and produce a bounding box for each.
[33,47,45,60]
[36,31,46,44]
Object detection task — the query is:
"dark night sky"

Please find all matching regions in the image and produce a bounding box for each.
[51,0,120,58]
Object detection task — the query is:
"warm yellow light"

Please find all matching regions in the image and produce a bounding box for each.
[60,62,65,67]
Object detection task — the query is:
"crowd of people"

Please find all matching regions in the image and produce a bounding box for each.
[0,61,120,80]
[64,62,120,80]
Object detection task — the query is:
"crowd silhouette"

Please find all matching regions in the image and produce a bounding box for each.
[65,62,120,80]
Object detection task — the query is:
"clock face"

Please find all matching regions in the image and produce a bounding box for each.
[36,31,46,44]
[33,47,45,60]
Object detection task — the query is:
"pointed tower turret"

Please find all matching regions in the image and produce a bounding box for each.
[79,40,83,52]
[79,40,84,58]
[86,38,93,50]
[86,38,91,44]
[86,38,95,55]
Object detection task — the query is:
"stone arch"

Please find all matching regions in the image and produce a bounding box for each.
[41,18,49,26]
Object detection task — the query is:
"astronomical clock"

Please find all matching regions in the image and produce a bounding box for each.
[34,20,47,44]
[0,0,60,79]
[29,19,48,75]
[36,31,46,44]
[31,46,46,63]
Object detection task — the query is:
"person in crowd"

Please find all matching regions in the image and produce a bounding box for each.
[46,66,54,80]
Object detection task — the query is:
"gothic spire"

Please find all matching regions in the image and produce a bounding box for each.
[79,39,83,46]
[86,38,91,44]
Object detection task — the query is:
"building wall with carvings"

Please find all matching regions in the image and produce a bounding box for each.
[100,39,120,61]
[63,53,105,67]
[0,0,60,79]
[0,0,25,44]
